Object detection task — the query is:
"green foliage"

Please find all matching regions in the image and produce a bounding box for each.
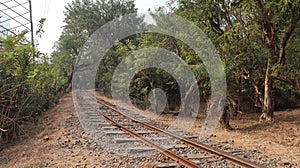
[174,0,300,111]
[0,31,66,142]
[99,28,209,109]
[54,0,138,90]
[55,0,299,115]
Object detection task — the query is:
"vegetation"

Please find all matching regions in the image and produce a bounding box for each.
[0,0,299,143]
[53,0,300,118]
[52,0,137,90]
[174,0,300,120]
[0,29,67,141]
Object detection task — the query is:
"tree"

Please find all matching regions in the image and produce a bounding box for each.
[111,10,210,115]
[174,0,300,121]
[53,0,137,89]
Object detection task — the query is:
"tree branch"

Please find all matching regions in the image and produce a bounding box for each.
[273,75,300,90]
[209,19,224,35]
[255,0,265,16]
[278,15,300,66]
[0,128,7,132]
[241,73,264,104]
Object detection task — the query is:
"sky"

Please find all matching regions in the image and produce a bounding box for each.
[30,0,169,55]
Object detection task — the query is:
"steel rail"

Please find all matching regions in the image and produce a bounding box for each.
[79,95,200,168]
[101,113,200,168]
[95,98,265,168]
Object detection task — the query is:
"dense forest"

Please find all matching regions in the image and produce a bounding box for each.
[0,0,299,143]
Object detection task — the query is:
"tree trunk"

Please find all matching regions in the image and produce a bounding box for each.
[149,77,159,114]
[65,65,74,93]
[181,84,194,116]
[260,58,274,121]
[181,79,202,116]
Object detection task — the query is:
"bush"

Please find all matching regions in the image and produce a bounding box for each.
[0,32,66,142]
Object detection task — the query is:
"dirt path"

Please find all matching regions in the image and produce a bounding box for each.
[0,93,126,168]
[0,93,299,167]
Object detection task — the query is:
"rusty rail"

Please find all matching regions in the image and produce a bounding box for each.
[101,113,200,168]
[79,92,264,168]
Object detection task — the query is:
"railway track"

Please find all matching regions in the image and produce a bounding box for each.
[73,91,265,168]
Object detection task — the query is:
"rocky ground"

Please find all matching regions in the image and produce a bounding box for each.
[0,93,299,167]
